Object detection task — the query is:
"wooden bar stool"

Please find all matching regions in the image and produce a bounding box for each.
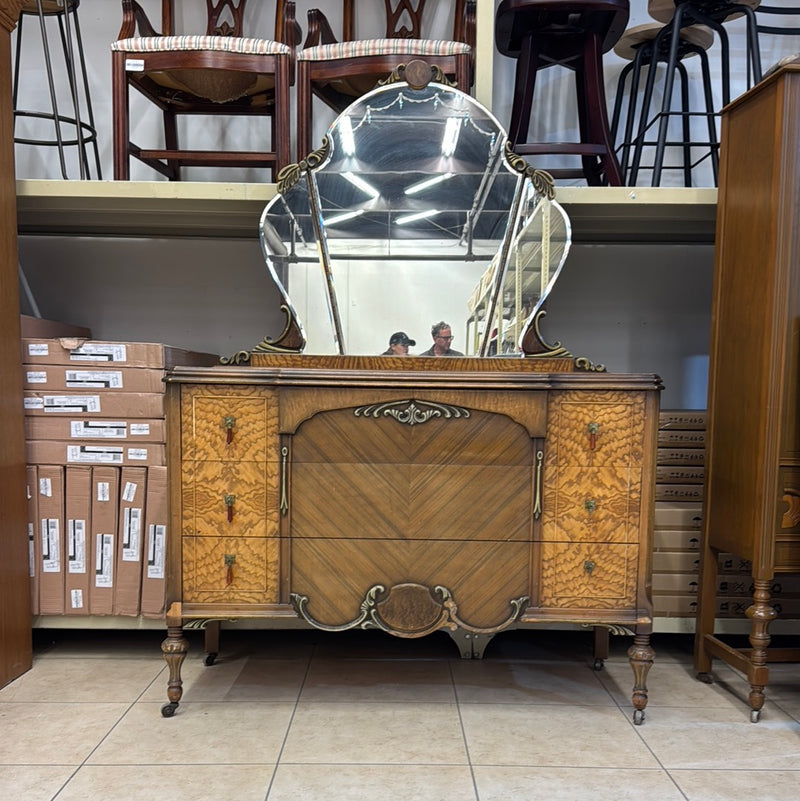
[611,22,717,186]
[12,0,101,179]
[494,0,629,186]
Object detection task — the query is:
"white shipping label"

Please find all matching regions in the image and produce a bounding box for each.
[39,477,53,497]
[122,482,138,503]
[68,519,87,574]
[129,423,151,436]
[96,481,110,502]
[28,524,34,578]
[95,533,114,587]
[69,344,127,362]
[39,395,102,413]
[70,589,84,609]
[26,371,47,384]
[147,524,166,579]
[127,448,149,461]
[122,507,142,561]
[125,58,145,72]
[67,445,124,465]
[70,420,127,439]
[41,519,60,572]
[27,343,50,356]
[65,370,124,389]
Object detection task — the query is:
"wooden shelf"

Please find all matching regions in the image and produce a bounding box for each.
[16,180,717,244]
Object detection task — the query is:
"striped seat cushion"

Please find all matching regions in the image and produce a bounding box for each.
[299,38,471,62]
[111,35,290,56]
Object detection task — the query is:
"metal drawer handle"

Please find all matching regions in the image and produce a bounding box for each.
[584,560,596,576]
[224,415,236,444]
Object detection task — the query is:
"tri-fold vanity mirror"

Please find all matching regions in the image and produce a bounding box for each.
[249,62,573,360]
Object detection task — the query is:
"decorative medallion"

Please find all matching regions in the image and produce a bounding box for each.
[354,399,470,426]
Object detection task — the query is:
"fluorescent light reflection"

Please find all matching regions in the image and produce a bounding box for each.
[441,117,462,156]
[339,116,356,155]
[404,173,454,195]
[395,209,440,226]
[343,171,380,199]
[324,208,365,226]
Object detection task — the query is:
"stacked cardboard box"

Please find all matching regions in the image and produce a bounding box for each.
[652,410,706,618]
[23,337,218,618]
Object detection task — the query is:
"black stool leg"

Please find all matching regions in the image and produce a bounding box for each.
[507,30,540,146]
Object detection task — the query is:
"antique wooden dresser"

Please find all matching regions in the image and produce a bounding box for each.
[161,355,661,722]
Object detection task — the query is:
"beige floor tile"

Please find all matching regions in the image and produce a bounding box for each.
[311,628,458,659]
[451,660,615,706]
[635,706,800,770]
[281,701,468,764]
[472,766,686,800]
[140,656,308,703]
[0,657,164,703]
[0,702,129,764]
[86,701,294,765]
[460,704,660,768]
[54,764,275,801]
[0,765,76,801]
[300,658,456,703]
[269,763,477,801]
[669,768,800,801]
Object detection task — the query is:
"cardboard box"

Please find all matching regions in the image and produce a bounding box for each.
[652,550,701,573]
[658,410,707,429]
[718,553,753,573]
[20,315,91,339]
[141,466,168,617]
[23,365,167,393]
[26,440,166,467]
[654,501,704,529]
[24,391,165,418]
[26,466,39,615]
[21,338,219,369]
[25,416,167,443]
[115,467,147,616]
[655,484,705,501]
[658,429,706,447]
[652,573,701,594]
[89,467,120,615]
[656,466,705,484]
[37,465,65,615]
[653,594,698,616]
[653,528,702,551]
[657,447,706,466]
[64,467,92,615]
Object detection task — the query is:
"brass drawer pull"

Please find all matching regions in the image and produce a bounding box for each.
[225,554,236,585]
[584,560,596,576]
[280,446,289,516]
[224,493,235,522]
[585,499,597,513]
[533,449,543,520]
[224,415,236,444]
[587,421,599,450]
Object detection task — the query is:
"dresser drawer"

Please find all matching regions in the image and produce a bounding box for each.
[181,461,276,538]
[539,542,638,608]
[181,389,273,462]
[182,536,279,603]
[542,466,642,543]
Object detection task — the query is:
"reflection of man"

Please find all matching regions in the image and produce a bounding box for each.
[382,331,415,355]
[420,321,464,356]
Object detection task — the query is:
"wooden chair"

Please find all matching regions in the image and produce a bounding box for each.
[296,0,476,159]
[111,0,298,181]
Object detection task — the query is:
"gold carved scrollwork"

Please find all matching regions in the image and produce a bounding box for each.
[221,305,305,364]
[291,583,528,638]
[354,399,470,425]
[504,143,556,200]
[379,61,454,90]
[782,488,800,528]
[276,140,331,193]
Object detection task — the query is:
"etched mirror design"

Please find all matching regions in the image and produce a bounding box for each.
[256,70,571,357]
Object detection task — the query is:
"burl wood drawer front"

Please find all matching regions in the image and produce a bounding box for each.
[181,461,277,538]
[181,389,274,462]
[539,542,638,608]
[546,393,645,468]
[182,536,279,603]
[542,466,642,543]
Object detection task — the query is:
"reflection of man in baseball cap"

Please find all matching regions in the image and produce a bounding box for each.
[382,331,416,355]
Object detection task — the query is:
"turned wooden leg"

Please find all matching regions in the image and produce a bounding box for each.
[161,622,188,718]
[627,632,655,725]
[745,579,777,722]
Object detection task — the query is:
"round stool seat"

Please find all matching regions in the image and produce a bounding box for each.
[22,1,79,14]
[648,0,760,24]
[614,22,714,60]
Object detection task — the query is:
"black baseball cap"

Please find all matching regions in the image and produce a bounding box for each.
[389,331,415,346]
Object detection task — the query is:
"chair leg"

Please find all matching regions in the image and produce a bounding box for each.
[112,51,130,180]
[275,57,291,177]
[507,31,539,146]
[69,10,102,179]
[164,108,179,181]
[297,60,313,160]
[676,60,692,186]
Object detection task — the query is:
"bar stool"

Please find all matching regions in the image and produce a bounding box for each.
[12,0,102,179]
[611,22,718,186]
[638,0,762,185]
[494,0,629,186]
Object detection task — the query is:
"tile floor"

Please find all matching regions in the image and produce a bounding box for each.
[1,626,799,801]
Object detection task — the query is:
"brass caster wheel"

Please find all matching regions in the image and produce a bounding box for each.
[204,653,217,666]
[633,709,645,726]
[750,709,761,723]
[161,702,179,718]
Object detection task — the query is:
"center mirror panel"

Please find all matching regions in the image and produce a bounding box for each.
[259,75,570,357]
